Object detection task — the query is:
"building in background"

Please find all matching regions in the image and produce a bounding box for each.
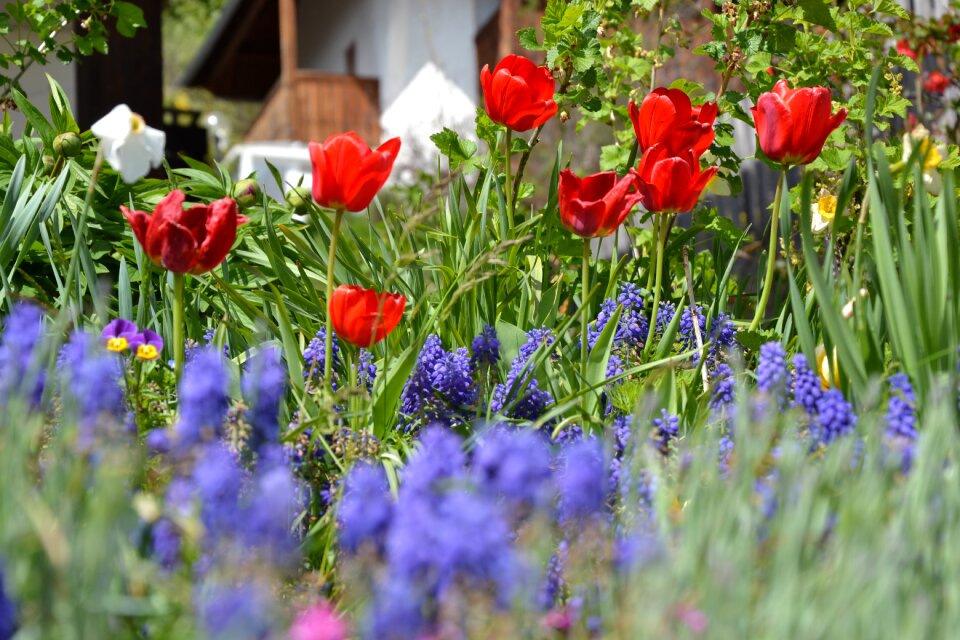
[181,0,542,197]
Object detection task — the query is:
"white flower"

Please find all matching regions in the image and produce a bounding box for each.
[810,189,838,234]
[902,125,945,195]
[91,104,165,183]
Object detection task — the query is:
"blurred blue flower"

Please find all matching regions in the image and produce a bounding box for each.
[885,373,917,471]
[197,582,274,640]
[0,564,16,640]
[364,577,427,640]
[757,341,788,399]
[790,353,821,416]
[173,349,230,450]
[151,519,181,570]
[238,450,300,561]
[60,331,126,443]
[192,443,244,544]
[651,409,679,456]
[812,389,857,447]
[400,428,466,499]
[472,427,552,514]
[709,364,735,410]
[339,462,393,555]
[558,439,607,524]
[0,303,45,407]
[242,346,286,456]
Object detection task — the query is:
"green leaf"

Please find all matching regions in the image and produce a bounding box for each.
[372,344,419,439]
[517,27,543,51]
[112,1,147,38]
[12,88,55,148]
[431,128,479,173]
[797,0,837,31]
[584,304,622,416]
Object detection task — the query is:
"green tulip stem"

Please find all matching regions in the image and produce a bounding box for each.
[749,168,787,332]
[324,208,345,387]
[644,214,669,356]
[646,215,660,292]
[61,144,104,307]
[581,238,591,406]
[172,272,186,381]
[504,129,514,230]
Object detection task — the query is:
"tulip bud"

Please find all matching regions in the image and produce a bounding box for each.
[54,132,82,158]
[42,155,56,175]
[232,178,259,208]
[286,186,312,213]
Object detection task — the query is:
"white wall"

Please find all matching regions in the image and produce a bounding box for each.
[297,0,383,82]
[297,0,488,167]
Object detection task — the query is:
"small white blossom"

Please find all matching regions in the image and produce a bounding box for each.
[91,104,165,183]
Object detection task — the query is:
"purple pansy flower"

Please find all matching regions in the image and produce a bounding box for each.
[101,318,139,353]
[130,330,164,361]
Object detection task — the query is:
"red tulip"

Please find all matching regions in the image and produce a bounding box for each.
[895,38,919,60]
[628,88,717,157]
[308,132,401,212]
[122,190,247,274]
[633,144,718,214]
[924,71,951,94]
[558,169,642,238]
[751,79,847,166]
[480,54,558,132]
[329,285,406,348]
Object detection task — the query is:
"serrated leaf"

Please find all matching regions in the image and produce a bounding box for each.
[517,27,543,51]
[430,127,479,172]
[798,0,837,30]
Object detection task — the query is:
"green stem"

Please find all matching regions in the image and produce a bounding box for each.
[644,215,669,356]
[324,209,345,386]
[61,145,104,306]
[581,238,591,401]
[173,272,185,381]
[646,215,661,293]
[749,168,786,332]
[504,129,514,229]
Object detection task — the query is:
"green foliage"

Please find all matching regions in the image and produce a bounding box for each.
[0,1,146,97]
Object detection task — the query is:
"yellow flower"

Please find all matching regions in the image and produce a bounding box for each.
[106,337,129,352]
[811,189,838,234]
[136,344,160,361]
[815,345,839,389]
[902,125,945,195]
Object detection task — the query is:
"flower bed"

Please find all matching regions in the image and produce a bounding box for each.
[1,1,960,638]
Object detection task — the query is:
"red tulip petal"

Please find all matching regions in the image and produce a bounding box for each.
[156,220,197,273]
[179,203,210,246]
[753,92,793,164]
[648,156,694,213]
[145,190,187,263]
[578,171,618,201]
[563,199,605,237]
[526,65,557,103]
[344,137,401,211]
[637,91,681,150]
[121,206,150,248]
[772,79,791,99]
[786,87,832,162]
[558,169,580,209]
[191,198,239,273]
